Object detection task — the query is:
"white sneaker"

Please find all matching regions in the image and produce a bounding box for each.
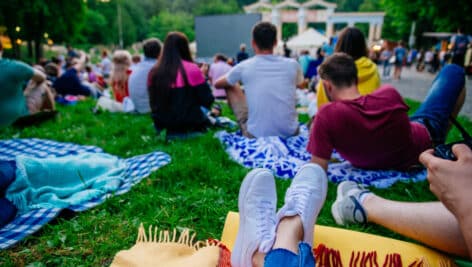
[231,168,277,267]
[276,163,327,245]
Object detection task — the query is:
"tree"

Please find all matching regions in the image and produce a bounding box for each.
[148,11,195,42]
[382,0,472,42]
[0,0,85,60]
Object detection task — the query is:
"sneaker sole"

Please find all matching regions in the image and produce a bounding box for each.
[331,199,345,226]
[232,168,274,267]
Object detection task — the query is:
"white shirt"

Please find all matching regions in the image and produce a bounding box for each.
[226,55,303,138]
[128,58,156,113]
[101,57,112,76]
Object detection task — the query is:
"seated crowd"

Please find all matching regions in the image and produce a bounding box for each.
[0,20,471,263]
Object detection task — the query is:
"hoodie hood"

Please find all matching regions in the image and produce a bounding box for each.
[355,57,380,94]
[316,56,381,109]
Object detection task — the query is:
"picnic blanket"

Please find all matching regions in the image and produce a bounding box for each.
[0,138,171,249]
[215,126,426,188]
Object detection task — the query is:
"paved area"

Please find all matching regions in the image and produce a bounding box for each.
[380,67,472,119]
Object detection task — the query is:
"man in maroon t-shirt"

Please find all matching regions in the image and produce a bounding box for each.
[308,53,466,171]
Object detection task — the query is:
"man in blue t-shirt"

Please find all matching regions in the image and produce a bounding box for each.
[0,42,49,127]
[393,40,407,80]
[451,27,472,67]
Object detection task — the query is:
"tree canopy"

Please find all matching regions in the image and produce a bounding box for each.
[1,0,471,60]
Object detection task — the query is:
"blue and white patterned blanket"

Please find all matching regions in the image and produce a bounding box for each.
[0,138,171,250]
[216,126,426,188]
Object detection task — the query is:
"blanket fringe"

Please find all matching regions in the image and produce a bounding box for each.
[313,244,457,267]
[135,223,220,251]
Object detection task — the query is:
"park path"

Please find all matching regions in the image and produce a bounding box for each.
[380,67,472,119]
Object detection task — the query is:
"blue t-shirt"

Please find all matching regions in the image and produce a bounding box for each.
[394,47,407,63]
[0,59,34,127]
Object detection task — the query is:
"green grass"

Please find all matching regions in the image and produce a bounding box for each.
[0,99,471,266]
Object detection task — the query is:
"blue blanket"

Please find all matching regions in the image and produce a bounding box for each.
[216,126,426,188]
[0,138,171,249]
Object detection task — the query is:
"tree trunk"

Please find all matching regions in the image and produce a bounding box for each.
[28,41,33,59]
[33,10,45,62]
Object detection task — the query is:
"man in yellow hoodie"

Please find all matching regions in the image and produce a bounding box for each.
[316,27,380,109]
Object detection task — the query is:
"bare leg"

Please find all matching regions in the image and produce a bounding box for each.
[252,216,304,267]
[364,194,469,257]
[224,83,251,137]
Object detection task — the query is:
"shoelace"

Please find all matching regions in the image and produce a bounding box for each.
[256,200,276,252]
[285,185,315,216]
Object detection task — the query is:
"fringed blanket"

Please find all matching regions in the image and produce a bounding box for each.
[215,126,426,188]
[0,138,171,249]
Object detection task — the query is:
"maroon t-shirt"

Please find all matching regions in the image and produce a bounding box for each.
[307,85,431,170]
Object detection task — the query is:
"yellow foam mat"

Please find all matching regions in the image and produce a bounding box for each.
[221,212,452,265]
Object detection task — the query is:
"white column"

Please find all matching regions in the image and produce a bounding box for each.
[326,21,334,39]
[271,8,282,42]
[375,23,382,40]
[298,7,307,34]
[368,23,375,43]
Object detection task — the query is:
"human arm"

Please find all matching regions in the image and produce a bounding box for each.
[31,68,46,84]
[419,144,472,257]
[295,64,306,88]
[214,66,248,135]
[310,155,328,171]
[306,110,332,172]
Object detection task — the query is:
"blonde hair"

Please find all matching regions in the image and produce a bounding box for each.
[111,50,132,95]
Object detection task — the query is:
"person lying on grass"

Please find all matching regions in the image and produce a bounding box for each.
[112,164,328,267]
[331,143,472,259]
[308,53,466,171]
[215,22,305,138]
[0,41,56,129]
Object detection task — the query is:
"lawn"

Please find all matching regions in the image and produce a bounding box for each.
[0,99,471,266]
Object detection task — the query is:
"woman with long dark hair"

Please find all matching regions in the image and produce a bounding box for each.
[148,32,214,134]
[316,27,380,109]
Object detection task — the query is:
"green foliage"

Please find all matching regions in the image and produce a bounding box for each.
[194,0,240,16]
[148,11,195,42]
[282,23,298,40]
[382,0,472,42]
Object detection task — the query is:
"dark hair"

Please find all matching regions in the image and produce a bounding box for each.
[149,32,192,110]
[335,27,368,60]
[215,53,227,62]
[252,22,277,51]
[143,38,162,59]
[319,53,358,88]
[45,63,59,77]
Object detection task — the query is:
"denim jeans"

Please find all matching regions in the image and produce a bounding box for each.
[410,64,465,144]
[0,160,17,227]
[264,242,315,267]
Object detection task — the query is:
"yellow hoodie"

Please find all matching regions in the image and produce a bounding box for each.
[316,56,380,109]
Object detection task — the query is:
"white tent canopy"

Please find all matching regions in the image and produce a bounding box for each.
[279,28,328,52]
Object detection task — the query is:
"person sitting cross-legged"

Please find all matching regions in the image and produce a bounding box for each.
[232,163,327,267]
[0,42,55,128]
[215,22,305,138]
[308,53,466,172]
[331,143,472,259]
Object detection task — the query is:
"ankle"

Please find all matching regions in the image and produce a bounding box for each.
[278,216,303,239]
[271,216,303,254]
